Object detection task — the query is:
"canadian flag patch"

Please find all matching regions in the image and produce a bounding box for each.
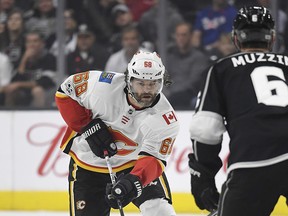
[162,111,177,125]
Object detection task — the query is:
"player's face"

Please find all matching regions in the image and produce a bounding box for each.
[130,78,162,107]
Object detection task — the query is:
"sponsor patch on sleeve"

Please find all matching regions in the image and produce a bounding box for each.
[99,72,115,84]
[162,111,177,125]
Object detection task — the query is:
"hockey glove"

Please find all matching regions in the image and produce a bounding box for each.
[188,153,219,212]
[105,173,142,209]
[81,118,117,158]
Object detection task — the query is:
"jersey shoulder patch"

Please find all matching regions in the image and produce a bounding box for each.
[99,72,116,83]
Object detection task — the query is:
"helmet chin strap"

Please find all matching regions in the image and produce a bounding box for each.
[127,85,143,106]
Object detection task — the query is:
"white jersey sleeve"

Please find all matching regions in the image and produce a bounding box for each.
[59,70,121,109]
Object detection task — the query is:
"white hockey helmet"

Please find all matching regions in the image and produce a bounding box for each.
[127,50,165,81]
[126,50,166,105]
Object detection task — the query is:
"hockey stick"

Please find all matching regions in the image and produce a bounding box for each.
[207,209,218,216]
[104,150,125,216]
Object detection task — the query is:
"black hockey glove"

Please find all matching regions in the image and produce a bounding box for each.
[188,153,219,212]
[105,173,142,209]
[81,118,117,158]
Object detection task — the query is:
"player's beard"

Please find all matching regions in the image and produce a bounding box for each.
[133,92,157,107]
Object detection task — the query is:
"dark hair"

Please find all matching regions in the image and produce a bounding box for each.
[5,8,25,35]
[121,24,141,39]
[175,21,193,33]
[25,30,45,41]
[7,8,25,20]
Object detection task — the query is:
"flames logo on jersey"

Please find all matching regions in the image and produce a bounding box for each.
[76,200,86,210]
[162,111,177,125]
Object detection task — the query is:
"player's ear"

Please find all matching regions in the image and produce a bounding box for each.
[231,30,240,51]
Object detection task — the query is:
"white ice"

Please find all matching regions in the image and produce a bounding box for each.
[0,211,206,216]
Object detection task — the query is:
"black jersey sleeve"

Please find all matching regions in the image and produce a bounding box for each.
[190,64,226,173]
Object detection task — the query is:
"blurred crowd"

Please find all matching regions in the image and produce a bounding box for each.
[0,0,288,109]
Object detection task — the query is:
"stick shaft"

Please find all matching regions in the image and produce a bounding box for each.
[104,152,125,216]
[207,209,218,216]
[105,154,116,184]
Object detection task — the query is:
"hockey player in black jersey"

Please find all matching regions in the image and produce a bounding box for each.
[188,6,288,216]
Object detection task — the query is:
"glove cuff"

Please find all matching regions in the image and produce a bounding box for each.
[81,118,105,138]
[188,153,216,178]
[126,174,142,198]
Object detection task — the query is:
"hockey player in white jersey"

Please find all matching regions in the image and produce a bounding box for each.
[55,50,179,216]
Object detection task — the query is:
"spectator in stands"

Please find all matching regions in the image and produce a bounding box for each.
[47,9,78,57]
[191,0,237,60]
[83,0,118,45]
[66,24,109,76]
[0,0,20,39]
[0,52,13,105]
[0,8,25,69]
[0,0,16,23]
[1,31,56,107]
[24,0,56,40]
[109,3,154,54]
[66,0,89,26]
[109,3,136,53]
[112,4,133,29]
[105,25,147,73]
[164,22,211,110]
[138,0,184,49]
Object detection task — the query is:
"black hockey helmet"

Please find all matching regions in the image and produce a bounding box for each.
[232,6,275,50]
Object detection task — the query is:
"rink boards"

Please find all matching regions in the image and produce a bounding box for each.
[0,110,287,215]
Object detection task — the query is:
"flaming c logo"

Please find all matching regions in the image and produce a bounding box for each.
[110,129,138,156]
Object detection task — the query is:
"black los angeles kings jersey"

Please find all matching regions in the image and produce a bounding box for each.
[190,52,288,174]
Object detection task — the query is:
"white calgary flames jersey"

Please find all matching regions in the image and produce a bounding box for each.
[56,70,179,173]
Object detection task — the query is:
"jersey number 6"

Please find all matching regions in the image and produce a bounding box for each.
[250,66,288,107]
